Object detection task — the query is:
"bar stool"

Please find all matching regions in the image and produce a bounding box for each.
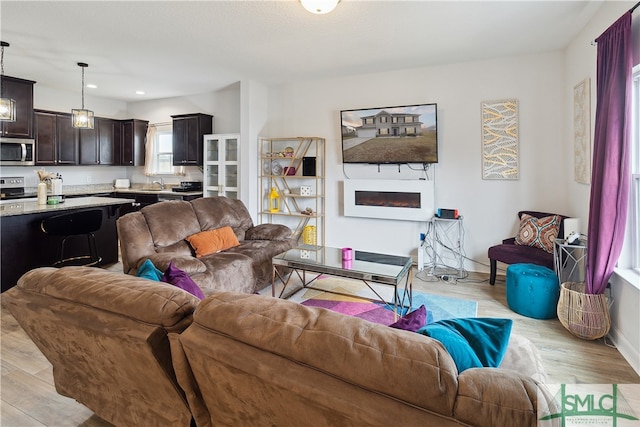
[40,209,103,267]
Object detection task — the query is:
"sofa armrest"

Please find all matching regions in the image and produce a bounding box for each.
[502,237,516,244]
[245,223,292,241]
[144,253,207,274]
[455,369,548,427]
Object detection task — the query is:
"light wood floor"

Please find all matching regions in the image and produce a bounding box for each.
[1,265,638,426]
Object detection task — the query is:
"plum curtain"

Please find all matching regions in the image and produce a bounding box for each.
[586,12,633,295]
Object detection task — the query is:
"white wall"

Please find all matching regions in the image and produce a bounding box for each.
[564,1,640,376]
[265,51,569,269]
[124,83,242,186]
[34,85,129,119]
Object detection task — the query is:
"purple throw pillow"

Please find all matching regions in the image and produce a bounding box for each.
[161,260,205,300]
[389,305,427,332]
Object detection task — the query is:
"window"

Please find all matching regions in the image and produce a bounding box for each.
[144,123,178,176]
[156,129,174,174]
[630,65,640,272]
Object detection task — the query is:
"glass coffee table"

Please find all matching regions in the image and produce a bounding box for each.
[272,247,413,316]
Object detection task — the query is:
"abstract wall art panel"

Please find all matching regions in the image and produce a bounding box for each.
[573,78,591,185]
[481,99,519,180]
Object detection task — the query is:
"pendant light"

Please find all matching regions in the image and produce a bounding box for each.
[71,62,94,129]
[300,0,340,14]
[0,41,17,122]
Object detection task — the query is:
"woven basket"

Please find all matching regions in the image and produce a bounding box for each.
[557,282,611,340]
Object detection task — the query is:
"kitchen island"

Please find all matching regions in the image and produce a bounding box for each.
[0,197,132,292]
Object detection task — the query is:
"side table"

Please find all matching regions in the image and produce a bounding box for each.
[553,238,587,285]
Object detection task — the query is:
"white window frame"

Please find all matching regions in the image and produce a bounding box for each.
[155,127,174,175]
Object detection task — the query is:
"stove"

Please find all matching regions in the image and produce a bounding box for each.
[172,181,202,192]
[0,176,27,200]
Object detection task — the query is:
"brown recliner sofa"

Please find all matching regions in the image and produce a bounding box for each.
[3,266,199,427]
[5,267,554,427]
[117,196,296,295]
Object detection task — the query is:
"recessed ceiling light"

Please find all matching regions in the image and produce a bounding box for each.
[136,91,145,95]
[86,84,97,89]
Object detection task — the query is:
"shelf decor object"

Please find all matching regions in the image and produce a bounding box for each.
[71,62,94,129]
[269,187,280,212]
[0,41,16,122]
[573,78,591,184]
[481,99,519,180]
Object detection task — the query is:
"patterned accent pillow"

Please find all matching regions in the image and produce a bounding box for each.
[515,213,561,253]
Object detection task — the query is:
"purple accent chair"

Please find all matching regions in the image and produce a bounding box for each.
[487,211,568,285]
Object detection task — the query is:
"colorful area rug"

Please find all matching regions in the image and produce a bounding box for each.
[295,277,477,326]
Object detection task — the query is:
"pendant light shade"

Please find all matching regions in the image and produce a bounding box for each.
[0,41,17,122]
[72,62,94,129]
[300,0,340,14]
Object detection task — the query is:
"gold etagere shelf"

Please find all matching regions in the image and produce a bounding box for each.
[258,137,325,254]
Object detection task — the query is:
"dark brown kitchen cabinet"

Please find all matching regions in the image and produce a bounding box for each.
[0,75,35,138]
[80,117,120,165]
[34,110,78,165]
[120,119,148,166]
[171,113,213,166]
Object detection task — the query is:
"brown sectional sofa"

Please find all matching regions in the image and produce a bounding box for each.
[4,266,554,427]
[116,196,296,295]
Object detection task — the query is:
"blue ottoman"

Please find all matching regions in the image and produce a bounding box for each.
[506,263,559,319]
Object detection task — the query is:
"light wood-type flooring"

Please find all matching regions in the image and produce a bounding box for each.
[1,264,638,426]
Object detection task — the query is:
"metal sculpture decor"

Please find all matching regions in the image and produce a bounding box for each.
[481,99,519,180]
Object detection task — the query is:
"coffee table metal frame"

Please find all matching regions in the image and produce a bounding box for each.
[272,247,413,316]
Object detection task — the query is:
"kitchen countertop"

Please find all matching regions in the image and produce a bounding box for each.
[5,187,203,200]
[111,187,202,197]
[0,196,133,217]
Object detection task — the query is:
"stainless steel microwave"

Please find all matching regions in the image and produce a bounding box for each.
[0,138,35,166]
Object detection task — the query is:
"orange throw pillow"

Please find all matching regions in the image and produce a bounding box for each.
[186,226,240,258]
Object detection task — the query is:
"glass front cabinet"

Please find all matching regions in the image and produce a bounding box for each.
[204,133,240,199]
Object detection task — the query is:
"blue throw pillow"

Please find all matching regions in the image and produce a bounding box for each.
[136,259,163,281]
[417,318,513,373]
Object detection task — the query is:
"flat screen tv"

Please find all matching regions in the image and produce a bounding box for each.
[340,103,438,164]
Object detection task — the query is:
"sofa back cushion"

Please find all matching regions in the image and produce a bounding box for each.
[141,200,201,251]
[191,197,254,241]
[177,292,460,425]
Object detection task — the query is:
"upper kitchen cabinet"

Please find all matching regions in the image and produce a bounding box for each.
[34,110,79,165]
[79,117,120,165]
[120,119,148,166]
[171,113,213,166]
[0,76,35,139]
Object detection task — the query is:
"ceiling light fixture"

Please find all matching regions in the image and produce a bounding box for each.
[71,62,94,129]
[300,0,340,15]
[0,41,16,122]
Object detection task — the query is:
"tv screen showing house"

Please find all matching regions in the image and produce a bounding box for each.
[340,103,438,164]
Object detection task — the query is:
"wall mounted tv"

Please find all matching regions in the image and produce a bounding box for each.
[340,103,438,164]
